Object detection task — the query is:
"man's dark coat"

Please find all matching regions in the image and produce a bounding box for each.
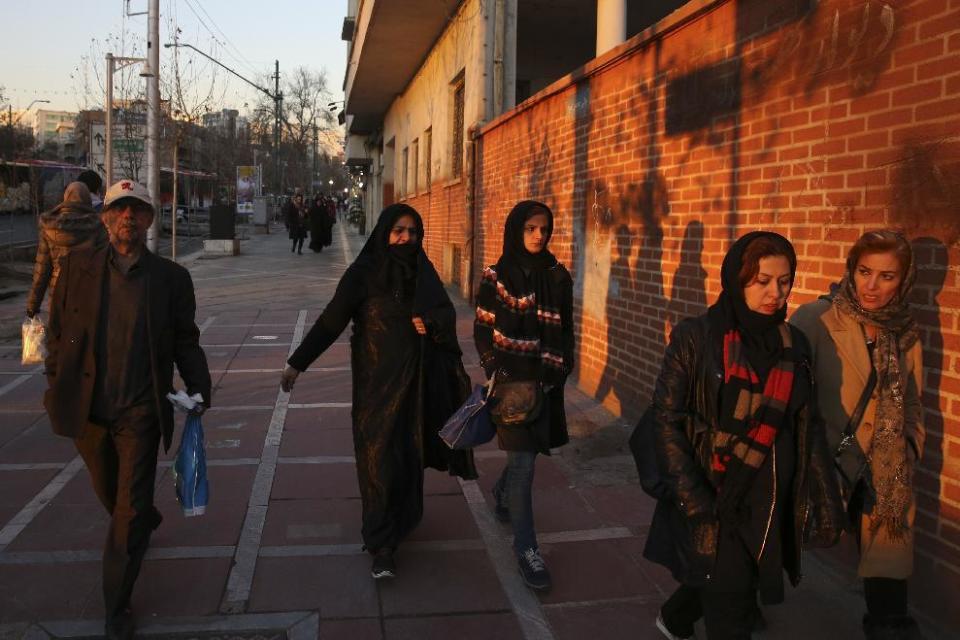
[44,245,211,451]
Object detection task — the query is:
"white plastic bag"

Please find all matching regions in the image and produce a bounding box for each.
[21,316,47,366]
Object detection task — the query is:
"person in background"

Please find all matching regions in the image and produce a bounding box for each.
[77,169,105,212]
[285,190,307,254]
[473,200,575,593]
[645,231,843,640]
[43,179,210,640]
[791,230,925,640]
[26,181,107,318]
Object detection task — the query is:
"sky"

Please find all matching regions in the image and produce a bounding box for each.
[0,0,348,115]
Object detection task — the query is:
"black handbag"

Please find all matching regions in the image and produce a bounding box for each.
[488,377,543,427]
[835,367,877,494]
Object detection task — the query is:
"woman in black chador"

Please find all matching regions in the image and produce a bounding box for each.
[281,204,477,579]
[308,194,333,252]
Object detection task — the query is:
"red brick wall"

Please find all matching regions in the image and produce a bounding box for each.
[475,0,960,625]
[402,179,467,284]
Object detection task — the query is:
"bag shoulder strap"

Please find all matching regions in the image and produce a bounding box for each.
[843,366,877,439]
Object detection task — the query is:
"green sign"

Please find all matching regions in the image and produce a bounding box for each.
[113,138,144,153]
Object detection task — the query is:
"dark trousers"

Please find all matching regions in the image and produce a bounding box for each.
[864,576,909,618]
[74,405,161,620]
[493,451,538,555]
[661,529,759,640]
[291,237,304,253]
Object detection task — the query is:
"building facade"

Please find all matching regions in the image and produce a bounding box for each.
[343,0,960,627]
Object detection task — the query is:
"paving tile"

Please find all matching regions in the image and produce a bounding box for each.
[261,498,362,546]
[526,486,602,533]
[0,468,62,533]
[284,407,352,431]
[384,613,523,640]
[248,555,379,617]
[0,562,101,624]
[211,372,279,406]
[0,410,44,447]
[537,538,661,605]
[5,503,108,551]
[200,345,241,371]
[151,497,248,547]
[50,470,103,506]
[228,346,291,370]
[319,619,382,640]
[297,342,351,368]
[407,494,480,542]
[280,427,355,457]
[199,327,249,345]
[547,600,664,640]
[0,424,77,464]
[255,311,301,325]
[272,462,360,499]
[423,469,462,496]
[576,484,656,530]
[0,375,47,410]
[378,549,509,616]
[132,558,231,617]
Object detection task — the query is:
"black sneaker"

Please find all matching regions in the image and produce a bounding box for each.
[492,487,510,523]
[518,547,551,591]
[105,607,134,640]
[371,548,396,580]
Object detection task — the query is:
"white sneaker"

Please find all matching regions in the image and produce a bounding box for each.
[656,613,696,640]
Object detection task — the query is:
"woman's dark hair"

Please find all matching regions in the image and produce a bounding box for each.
[847,229,912,276]
[738,234,797,288]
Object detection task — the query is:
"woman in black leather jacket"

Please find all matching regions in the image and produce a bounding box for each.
[644,231,843,640]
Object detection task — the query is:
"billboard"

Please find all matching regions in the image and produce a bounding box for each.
[237,165,261,213]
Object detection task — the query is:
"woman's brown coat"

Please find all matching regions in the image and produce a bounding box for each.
[791,298,924,579]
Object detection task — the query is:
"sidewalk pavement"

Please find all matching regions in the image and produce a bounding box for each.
[0,223,949,640]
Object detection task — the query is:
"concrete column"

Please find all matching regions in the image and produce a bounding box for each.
[596,0,627,56]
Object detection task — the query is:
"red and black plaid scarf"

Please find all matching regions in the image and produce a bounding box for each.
[712,324,795,518]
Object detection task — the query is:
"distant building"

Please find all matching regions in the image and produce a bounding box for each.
[32,109,78,161]
[202,108,247,138]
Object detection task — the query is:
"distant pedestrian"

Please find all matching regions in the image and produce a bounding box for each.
[791,231,925,639]
[307,194,332,252]
[280,204,476,579]
[26,181,107,318]
[646,232,843,640]
[77,169,105,212]
[43,179,211,640]
[285,190,307,254]
[473,200,575,592]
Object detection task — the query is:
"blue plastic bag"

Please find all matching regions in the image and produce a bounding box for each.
[173,413,209,516]
[439,383,496,450]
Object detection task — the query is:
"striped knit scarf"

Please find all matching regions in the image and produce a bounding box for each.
[712,324,795,520]
[475,265,567,384]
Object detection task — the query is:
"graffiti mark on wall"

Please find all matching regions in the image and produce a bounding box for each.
[746,0,897,97]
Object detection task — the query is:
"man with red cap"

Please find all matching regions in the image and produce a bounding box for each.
[43,179,211,640]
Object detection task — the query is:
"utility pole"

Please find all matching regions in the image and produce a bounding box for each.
[313,122,318,190]
[146,0,161,252]
[274,60,282,196]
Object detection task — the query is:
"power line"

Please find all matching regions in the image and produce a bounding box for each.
[178,0,266,83]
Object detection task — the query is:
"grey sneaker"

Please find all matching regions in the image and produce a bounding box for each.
[518,547,551,591]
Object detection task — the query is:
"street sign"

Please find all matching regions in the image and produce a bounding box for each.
[113,138,145,153]
[89,123,107,176]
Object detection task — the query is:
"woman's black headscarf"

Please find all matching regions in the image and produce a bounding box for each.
[355,203,446,315]
[492,200,567,383]
[707,231,797,378]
